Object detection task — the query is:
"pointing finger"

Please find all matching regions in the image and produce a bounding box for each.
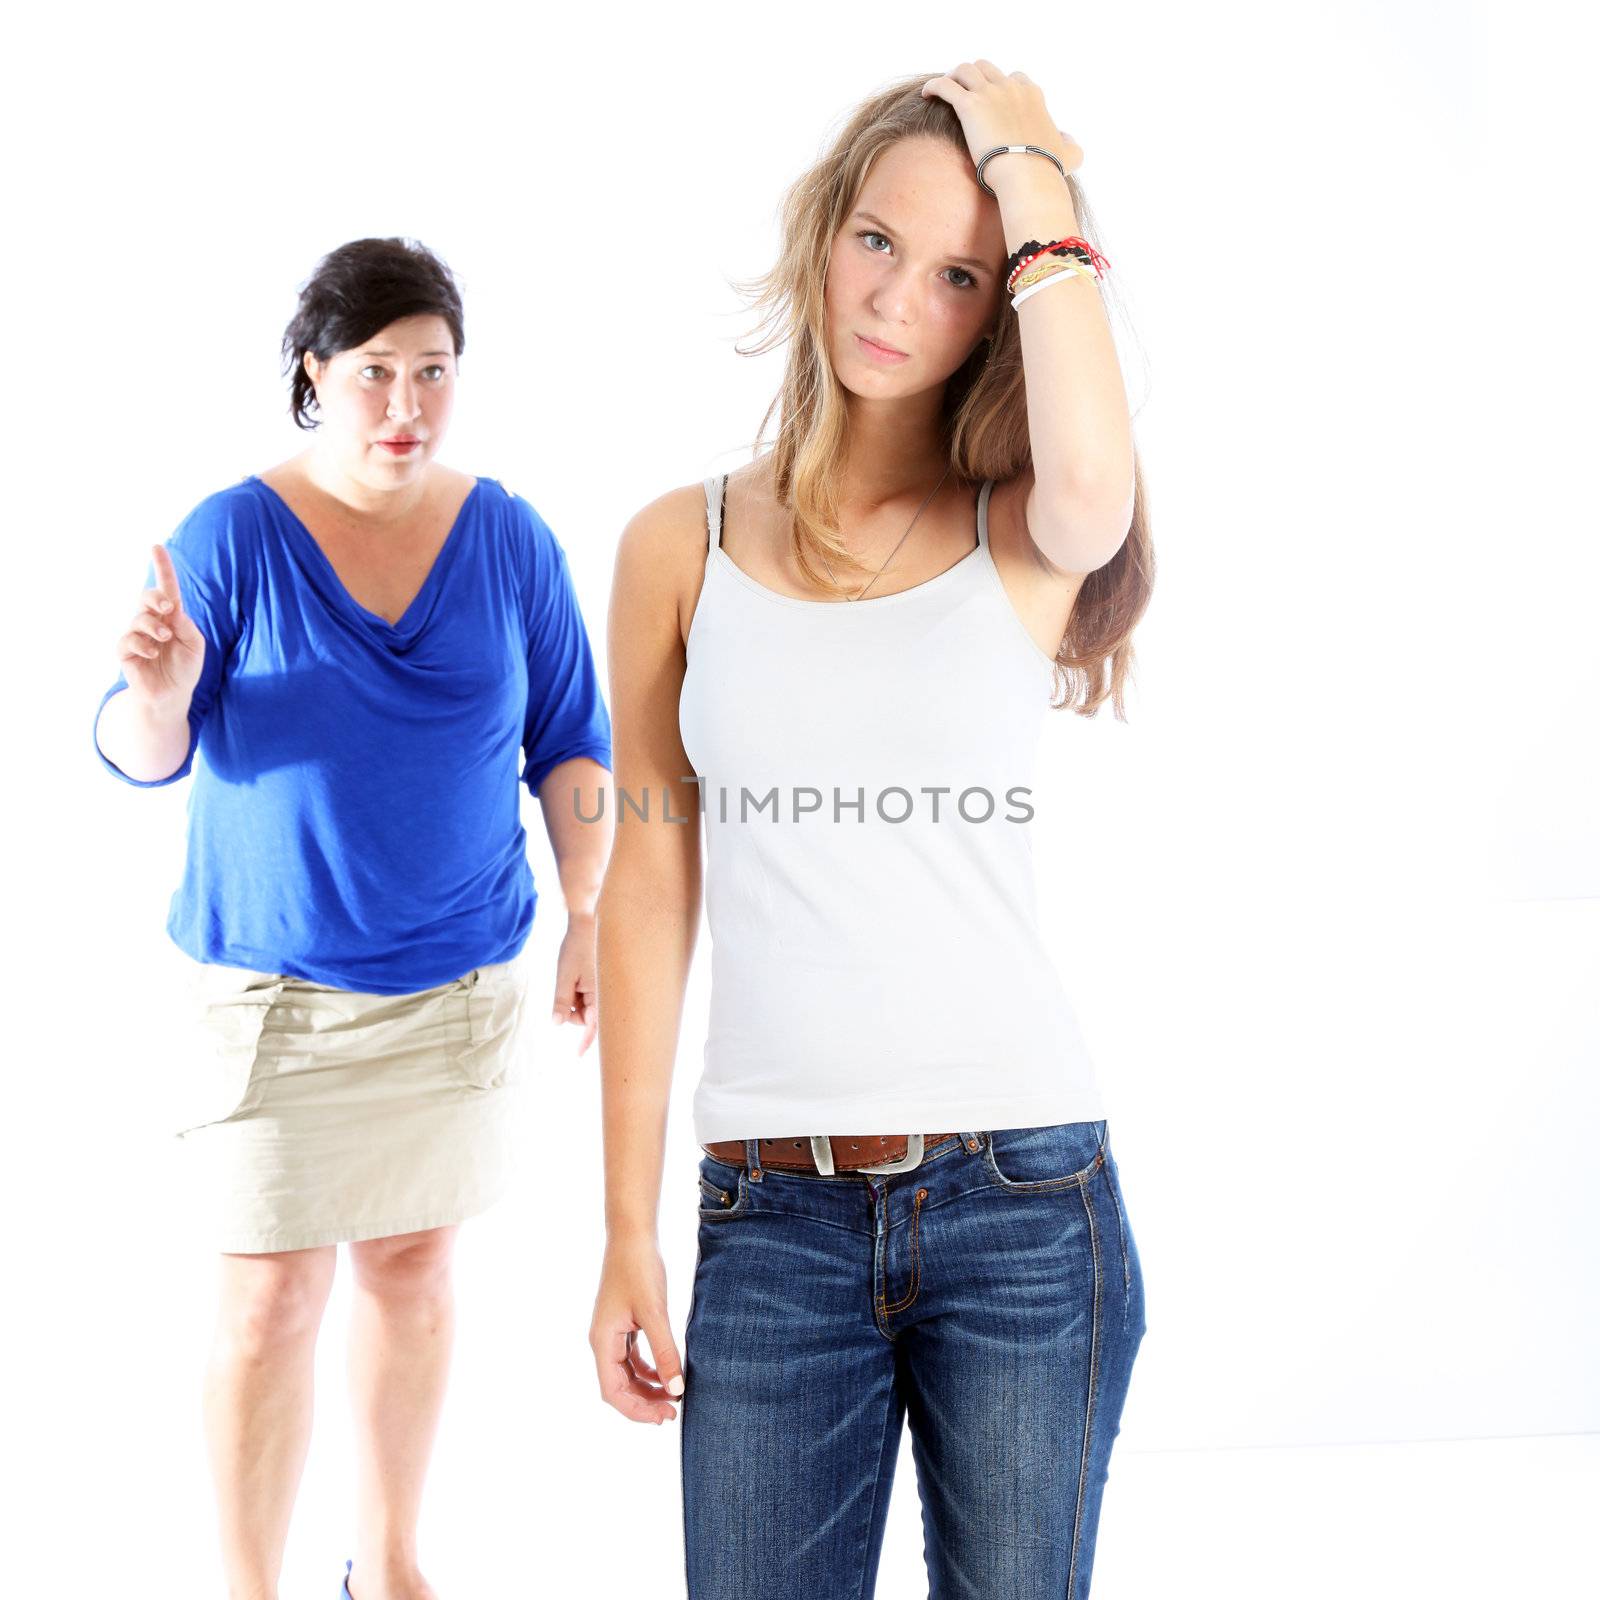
[151,544,183,609]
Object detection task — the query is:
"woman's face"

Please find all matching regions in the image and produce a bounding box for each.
[302,313,458,490]
[824,136,1006,400]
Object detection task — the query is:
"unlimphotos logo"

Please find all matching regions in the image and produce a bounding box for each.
[573,778,1034,825]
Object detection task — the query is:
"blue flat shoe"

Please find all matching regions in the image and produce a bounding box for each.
[340,1557,354,1598]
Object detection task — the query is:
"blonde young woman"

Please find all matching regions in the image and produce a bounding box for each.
[592,65,1152,1598]
[94,237,612,1600]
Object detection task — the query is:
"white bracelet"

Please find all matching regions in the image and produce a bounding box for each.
[1010,262,1097,309]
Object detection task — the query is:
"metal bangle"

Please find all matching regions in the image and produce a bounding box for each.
[975,143,1067,197]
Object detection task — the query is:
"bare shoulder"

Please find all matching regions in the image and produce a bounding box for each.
[613,480,712,587]
[610,479,716,651]
[255,458,301,496]
[606,481,714,810]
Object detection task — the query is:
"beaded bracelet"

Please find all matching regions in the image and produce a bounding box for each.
[1005,237,1083,285]
[1007,242,1107,294]
[1004,236,1111,295]
[1010,261,1075,293]
[1012,261,1096,309]
[1011,251,1090,289]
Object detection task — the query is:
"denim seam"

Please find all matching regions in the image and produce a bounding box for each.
[1104,1161,1133,1314]
[1068,1177,1103,1599]
[679,1242,700,1599]
[870,1187,897,1343]
[908,1185,979,1220]
[698,1202,875,1239]
[882,1189,926,1315]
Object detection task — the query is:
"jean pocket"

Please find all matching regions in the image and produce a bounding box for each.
[697,1157,748,1220]
[983,1119,1108,1193]
[448,954,531,1091]
[176,966,286,1136]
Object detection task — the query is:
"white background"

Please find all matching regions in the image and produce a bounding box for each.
[6,1,1595,1595]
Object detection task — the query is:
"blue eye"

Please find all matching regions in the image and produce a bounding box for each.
[857,230,979,290]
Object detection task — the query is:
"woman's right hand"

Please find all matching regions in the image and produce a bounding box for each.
[590,1235,685,1424]
[118,543,204,708]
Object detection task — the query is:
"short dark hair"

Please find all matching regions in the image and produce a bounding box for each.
[281,237,466,430]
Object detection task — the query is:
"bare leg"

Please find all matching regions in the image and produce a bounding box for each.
[204,1244,339,1600]
[345,1224,460,1600]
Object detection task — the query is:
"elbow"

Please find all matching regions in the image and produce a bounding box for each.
[1028,475,1135,574]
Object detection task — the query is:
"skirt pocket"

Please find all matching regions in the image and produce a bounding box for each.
[448,952,531,1091]
[176,965,286,1137]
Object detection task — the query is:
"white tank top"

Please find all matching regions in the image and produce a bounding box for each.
[678,472,1107,1144]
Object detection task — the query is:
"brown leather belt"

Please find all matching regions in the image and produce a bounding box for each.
[701,1132,972,1176]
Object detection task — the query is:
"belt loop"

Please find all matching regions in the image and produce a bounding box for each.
[960,1130,983,1155]
[744,1137,764,1182]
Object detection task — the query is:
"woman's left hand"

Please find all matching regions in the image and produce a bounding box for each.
[920,60,1083,182]
[552,912,598,1053]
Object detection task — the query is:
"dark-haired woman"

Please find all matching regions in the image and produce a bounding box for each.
[94,237,613,1600]
[590,65,1148,1598]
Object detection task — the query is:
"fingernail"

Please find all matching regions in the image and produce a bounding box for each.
[667,1374,685,1396]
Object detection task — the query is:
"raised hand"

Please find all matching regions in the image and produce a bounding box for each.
[118,543,205,708]
[920,60,1084,181]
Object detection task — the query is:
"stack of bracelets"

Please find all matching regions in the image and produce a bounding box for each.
[975,144,1112,310]
[1003,235,1112,309]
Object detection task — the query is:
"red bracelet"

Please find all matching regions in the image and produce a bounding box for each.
[1005,236,1112,295]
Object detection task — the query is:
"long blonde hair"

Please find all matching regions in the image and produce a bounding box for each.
[732,74,1154,720]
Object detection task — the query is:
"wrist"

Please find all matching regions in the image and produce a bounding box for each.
[123,685,192,725]
[985,155,1078,211]
[605,1218,659,1248]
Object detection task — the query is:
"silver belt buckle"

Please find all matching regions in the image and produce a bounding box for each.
[812,1132,926,1176]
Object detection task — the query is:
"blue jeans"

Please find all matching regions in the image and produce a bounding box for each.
[680,1120,1146,1599]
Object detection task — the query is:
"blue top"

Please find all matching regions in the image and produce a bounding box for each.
[93,474,613,993]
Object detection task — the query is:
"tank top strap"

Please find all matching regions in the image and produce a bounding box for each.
[702,474,726,552]
[704,471,991,557]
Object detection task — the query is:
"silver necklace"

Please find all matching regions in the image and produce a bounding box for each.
[820,464,953,601]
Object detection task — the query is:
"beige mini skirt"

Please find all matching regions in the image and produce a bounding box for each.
[173,946,533,1254]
